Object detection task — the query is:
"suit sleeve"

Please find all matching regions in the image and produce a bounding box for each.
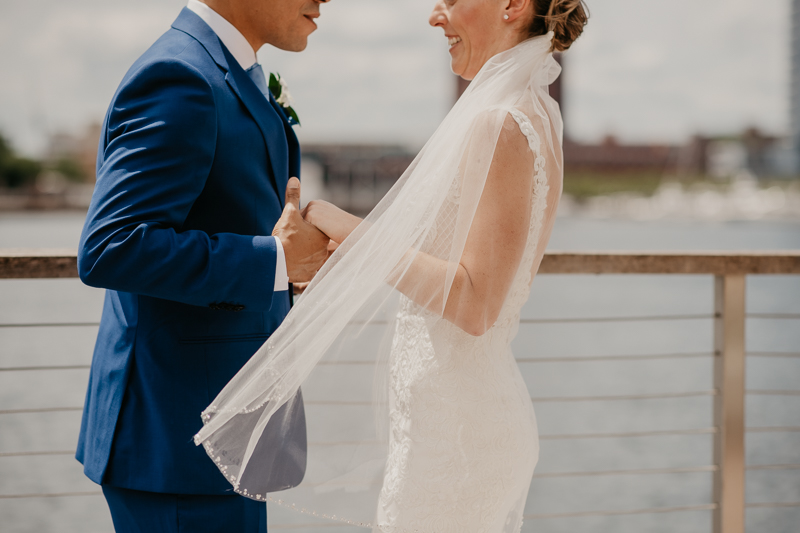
[78,58,278,311]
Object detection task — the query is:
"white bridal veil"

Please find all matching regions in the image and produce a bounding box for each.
[195,33,563,528]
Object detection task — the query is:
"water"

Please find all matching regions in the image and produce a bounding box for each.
[1,211,799,532]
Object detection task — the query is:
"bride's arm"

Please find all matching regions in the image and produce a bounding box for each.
[301,200,362,245]
[392,114,536,336]
[302,114,543,336]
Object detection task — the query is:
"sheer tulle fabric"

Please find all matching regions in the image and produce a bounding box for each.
[195,33,564,531]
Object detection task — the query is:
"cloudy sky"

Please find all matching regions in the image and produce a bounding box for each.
[0,0,790,155]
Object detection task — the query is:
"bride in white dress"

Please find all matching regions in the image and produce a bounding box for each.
[194,0,588,531]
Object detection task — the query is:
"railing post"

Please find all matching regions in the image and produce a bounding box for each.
[713,275,746,533]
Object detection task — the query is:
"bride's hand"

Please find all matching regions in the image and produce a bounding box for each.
[292,242,339,295]
[301,200,362,244]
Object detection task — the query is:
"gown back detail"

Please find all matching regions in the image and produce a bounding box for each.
[376,109,550,533]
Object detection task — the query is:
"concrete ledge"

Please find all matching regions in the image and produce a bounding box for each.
[2,249,800,279]
[0,249,79,279]
[538,251,800,275]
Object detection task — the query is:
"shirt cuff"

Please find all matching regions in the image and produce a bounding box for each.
[273,236,290,292]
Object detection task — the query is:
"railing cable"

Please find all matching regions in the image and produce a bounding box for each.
[533,466,717,478]
[747,426,800,433]
[0,407,82,415]
[0,365,89,372]
[0,449,737,480]
[1,391,723,417]
[518,352,712,363]
[0,352,718,371]
[270,525,346,530]
[519,314,716,324]
[301,391,720,407]
[540,428,717,440]
[746,463,800,471]
[0,451,74,458]
[1,313,795,330]
[524,503,717,520]
[748,351,800,358]
[745,501,800,509]
[316,352,716,365]
[306,429,720,443]
[0,491,101,499]
[747,389,800,397]
[0,322,99,329]
[1,352,788,371]
[532,390,716,403]
[347,314,717,327]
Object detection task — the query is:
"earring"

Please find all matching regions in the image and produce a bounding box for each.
[503,14,509,19]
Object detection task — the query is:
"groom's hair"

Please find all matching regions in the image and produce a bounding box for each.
[528,0,589,52]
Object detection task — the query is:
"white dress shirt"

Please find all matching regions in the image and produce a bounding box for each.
[187,0,290,292]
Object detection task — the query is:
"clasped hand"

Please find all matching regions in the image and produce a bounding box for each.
[272,177,362,285]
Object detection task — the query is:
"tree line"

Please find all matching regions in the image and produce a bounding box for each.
[0,133,90,189]
[0,134,42,188]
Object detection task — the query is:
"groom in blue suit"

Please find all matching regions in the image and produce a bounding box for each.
[77,0,331,530]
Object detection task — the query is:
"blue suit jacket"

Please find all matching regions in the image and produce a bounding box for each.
[76,8,307,495]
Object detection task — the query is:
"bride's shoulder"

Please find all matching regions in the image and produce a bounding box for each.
[490,107,542,155]
[461,105,547,163]
[468,105,524,124]
[506,109,543,155]
[468,105,541,137]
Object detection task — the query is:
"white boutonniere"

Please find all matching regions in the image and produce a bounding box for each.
[268,73,300,126]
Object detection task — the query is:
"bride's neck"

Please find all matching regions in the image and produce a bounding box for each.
[475,31,531,71]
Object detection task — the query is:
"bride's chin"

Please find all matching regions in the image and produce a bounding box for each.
[450,61,471,81]
[451,66,474,82]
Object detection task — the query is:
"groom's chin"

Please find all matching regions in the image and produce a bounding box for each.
[293,39,310,52]
[270,34,310,53]
[287,42,309,53]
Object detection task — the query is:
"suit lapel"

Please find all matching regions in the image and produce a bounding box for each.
[223,53,289,206]
[172,8,290,207]
[269,96,301,187]
[287,125,301,184]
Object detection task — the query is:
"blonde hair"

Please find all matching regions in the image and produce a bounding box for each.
[528,0,589,52]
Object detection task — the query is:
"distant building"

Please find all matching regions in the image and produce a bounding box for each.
[792,0,800,170]
[300,47,793,217]
[550,52,563,120]
[300,144,416,214]
[564,135,681,175]
[46,123,101,182]
[705,129,794,179]
[564,129,789,180]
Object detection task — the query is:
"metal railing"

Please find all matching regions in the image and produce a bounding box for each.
[1,249,800,533]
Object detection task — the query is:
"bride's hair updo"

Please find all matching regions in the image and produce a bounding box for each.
[528,0,588,52]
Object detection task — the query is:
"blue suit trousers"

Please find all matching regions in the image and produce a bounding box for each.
[102,485,267,533]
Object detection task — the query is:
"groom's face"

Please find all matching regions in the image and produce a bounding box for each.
[245,0,326,52]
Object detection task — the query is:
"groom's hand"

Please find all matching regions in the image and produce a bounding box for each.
[272,177,330,283]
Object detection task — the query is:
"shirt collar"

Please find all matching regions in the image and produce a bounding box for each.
[186,0,257,70]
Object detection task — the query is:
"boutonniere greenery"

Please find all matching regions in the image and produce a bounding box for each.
[269,73,300,126]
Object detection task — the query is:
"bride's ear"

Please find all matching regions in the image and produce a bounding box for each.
[502,0,532,24]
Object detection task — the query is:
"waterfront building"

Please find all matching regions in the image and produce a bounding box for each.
[791,0,800,171]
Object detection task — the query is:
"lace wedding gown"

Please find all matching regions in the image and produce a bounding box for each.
[195,35,563,533]
[377,110,553,533]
